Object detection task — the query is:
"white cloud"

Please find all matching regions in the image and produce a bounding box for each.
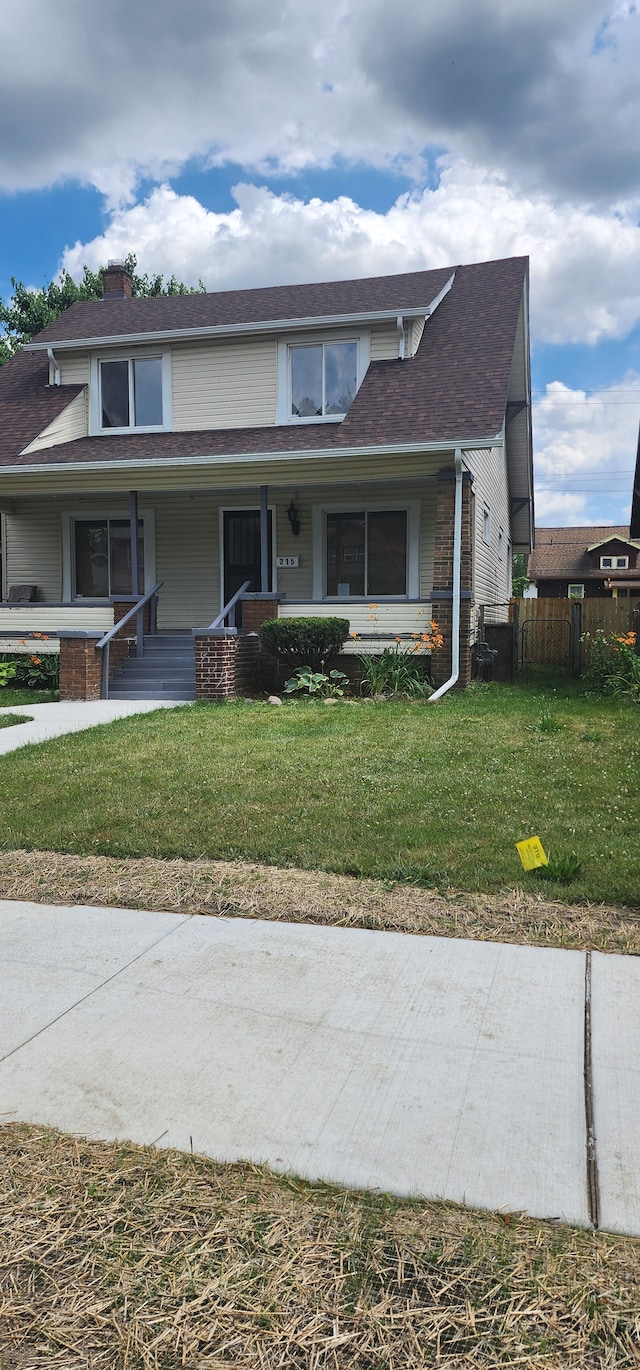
[62,168,640,345]
[0,1,639,204]
[533,376,640,524]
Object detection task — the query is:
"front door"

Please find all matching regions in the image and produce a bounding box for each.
[223,509,273,629]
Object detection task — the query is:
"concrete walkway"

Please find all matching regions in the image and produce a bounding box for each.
[0,699,192,754]
[1,900,637,1235]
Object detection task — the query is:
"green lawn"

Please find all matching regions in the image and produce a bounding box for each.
[0,688,58,707]
[0,712,31,730]
[0,682,638,905]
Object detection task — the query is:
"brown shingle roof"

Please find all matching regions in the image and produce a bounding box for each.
[0,350,84,461]
[27,266,458,345]
[528,526,635,581]
[0,256,528,467]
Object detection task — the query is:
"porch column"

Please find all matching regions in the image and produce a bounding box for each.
[260,484,269,592]
[129,489,143,656]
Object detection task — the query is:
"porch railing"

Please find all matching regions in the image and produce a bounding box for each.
[208,579,251,630]
[96,581,163,699]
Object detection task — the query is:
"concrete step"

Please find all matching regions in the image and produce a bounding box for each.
[115,662,195,678]
[108,685,196,700]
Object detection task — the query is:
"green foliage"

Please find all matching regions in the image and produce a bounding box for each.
[284,667,348,698]
[0,661,16,688]
[260,617,350,668]
[0,253,205,360]
[583,629,640,702]
[528,710,565,733]
[358,646,433,698]
[512,553,530,598]
[0,653,59,690]
[534,853,583,884]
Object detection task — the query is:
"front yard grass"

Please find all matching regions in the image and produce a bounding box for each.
[0,712,31,730]
[0,688,58,706]
[2,1123,639,1369]
[0,681,637,907]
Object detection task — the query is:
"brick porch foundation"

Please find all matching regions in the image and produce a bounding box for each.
[193,629,238,700]
[58,631,103,701]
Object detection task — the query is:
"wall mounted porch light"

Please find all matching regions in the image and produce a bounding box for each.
[287,500,301,536]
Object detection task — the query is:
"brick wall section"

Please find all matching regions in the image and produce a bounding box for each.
[430,469,474,690]
[59,633,103,700]
[241,597,280,633]
[194,631,237,700]
[236,633,261,695]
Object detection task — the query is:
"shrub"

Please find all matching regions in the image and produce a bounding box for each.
[0,651,59,690]
[0,661,16,688]
[583,629,640,702]
[260,617,350,668]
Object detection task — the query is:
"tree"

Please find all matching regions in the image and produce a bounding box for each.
[0,253,204,363]
[512,552,530,597]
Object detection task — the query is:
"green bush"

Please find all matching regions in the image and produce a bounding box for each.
[284,667,349,699]
[0,661,16,688]
[0,652,59,690]
[583,629,640,702]
[358,646,433,698]
[260,617,350,668]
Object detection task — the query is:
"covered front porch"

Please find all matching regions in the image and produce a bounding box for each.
[0,460,466,697]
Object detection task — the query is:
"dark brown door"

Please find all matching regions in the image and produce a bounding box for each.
[223,509,272,628]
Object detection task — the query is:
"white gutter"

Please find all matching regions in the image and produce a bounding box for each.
[46,348,61,386]
[397,315,405,360]
[24,275,455,354]
[429,447,463,703]
[6,434,501,477]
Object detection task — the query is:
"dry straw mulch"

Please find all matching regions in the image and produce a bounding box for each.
[0,848,639,955]
[2,1124,640,1369]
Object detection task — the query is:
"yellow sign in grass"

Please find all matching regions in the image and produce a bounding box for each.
[516,836,548,871]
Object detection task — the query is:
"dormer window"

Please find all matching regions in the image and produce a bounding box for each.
[277,332,370,424]
[90,351,172,434]
[600,554,629,570]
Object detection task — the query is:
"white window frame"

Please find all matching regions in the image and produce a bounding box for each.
[601,554,629,569]
[276,330,370,425]
[482,506,491,545]
[311,500,420,601]
[89,349,172,435]
[568,583,585,599]
[61,509,156,602]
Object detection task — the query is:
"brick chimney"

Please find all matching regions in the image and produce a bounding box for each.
[101,260,133,299]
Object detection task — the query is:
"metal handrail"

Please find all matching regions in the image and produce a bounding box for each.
[97,581,163,699]
[208,579,251,630]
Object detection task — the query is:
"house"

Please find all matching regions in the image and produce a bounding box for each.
[528,526,640,600]
[0,255,533,699]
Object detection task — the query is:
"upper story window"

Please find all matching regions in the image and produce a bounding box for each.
[600,554,629,570]
[90,351,172,434]
[277,332,370,425]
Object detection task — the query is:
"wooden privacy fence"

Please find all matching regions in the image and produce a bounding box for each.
[477,599,640,676]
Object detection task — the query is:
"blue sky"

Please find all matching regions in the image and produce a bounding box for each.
[1,0,639,528]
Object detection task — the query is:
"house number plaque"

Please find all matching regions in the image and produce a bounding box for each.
[276,555,299,568]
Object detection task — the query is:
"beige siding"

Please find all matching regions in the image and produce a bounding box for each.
[409,317,425,354]
[22,390,88,454]
[171,338,277,430]
[154,493,219,629]
[279,600,433,651]
[369,323,399,361]
[0,605,113,642]
[4,501,62,600]
[465,446,511,623]
[58,353,90,386]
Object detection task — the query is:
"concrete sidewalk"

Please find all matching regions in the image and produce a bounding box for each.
[1,899,638,1235]
[0,699,192,754]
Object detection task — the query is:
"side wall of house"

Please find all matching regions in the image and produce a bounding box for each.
[22,390,88,454]
[465,446,511,619]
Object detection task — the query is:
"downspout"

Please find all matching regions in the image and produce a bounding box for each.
[396,315,405,360]
[429,447,463,702]
[47,347,61,386]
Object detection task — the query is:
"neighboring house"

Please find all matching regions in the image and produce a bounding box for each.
[528,526,640,600]
[0,255,533,698]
